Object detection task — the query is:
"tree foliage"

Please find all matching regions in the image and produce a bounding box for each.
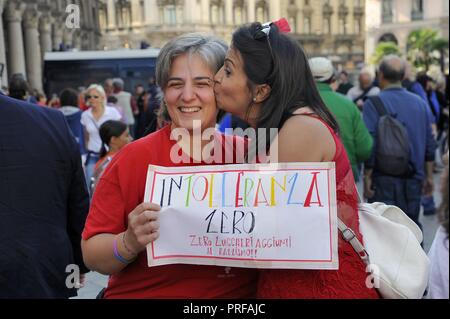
[370,41,402,65]
[407,28,449,72]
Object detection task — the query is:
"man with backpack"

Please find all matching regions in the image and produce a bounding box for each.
[362,55,436,229]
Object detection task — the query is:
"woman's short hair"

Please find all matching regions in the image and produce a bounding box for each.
[155,33,228,90]
[155,33,228,124]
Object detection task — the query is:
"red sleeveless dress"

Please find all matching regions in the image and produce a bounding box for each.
[257,115,380,299]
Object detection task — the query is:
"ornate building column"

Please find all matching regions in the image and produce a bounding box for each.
[0,0,8,86]
[23,4,43,91]
[39,13,53,59]
[4,1,26,78]
[52,12,65,51]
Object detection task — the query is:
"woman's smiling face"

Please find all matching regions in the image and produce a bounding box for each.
[164,53,218,132]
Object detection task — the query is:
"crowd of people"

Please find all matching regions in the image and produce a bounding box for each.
[0,19,448,299]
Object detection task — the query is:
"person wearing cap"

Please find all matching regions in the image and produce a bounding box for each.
[309,57,373,182]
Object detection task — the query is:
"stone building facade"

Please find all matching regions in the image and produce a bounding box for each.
[365,0,449,64]
[101,0,366,71]
[0,0,102,91]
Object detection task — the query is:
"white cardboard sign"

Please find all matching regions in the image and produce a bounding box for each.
[144,162,338,269]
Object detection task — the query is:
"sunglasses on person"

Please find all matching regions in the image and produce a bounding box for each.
[86,95,100,100]
[253,22,276,65]
[252,19,291,79]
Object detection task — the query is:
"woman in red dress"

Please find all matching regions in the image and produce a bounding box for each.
[214,21,380,299]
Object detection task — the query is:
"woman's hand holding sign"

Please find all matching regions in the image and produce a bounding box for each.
[124,203,162,256]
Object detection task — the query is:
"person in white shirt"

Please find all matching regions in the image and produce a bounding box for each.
[80,84,121,190]
[347,69,380,110]
[427,153,449,299]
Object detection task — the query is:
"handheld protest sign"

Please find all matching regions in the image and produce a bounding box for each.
[144,162,338,269]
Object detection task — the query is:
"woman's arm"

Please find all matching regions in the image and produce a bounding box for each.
[270,115,336,163]
[83,126,89,151]
[81,203,161,275]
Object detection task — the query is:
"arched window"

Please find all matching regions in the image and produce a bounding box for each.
[324,17,331,34]
[378,33,398,45]
[98,3,108,30]
[164,5,177,24]
[304,17,311,34]
[339,17,346,34]
[382,0,393,23]
[233,0,246,25]
[157,0,183,25]
[210,0,224,25]
[140,0,145,23]
[287,0,298,33]
[354,18,361,34]
[255,0,268,23]
[116,0,131,29]
[288,16,297,33]
[411,0,423,20]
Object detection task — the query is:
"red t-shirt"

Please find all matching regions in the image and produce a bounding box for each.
[82,125,257,299]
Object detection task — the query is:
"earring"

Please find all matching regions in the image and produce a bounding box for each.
[253,97,257,102]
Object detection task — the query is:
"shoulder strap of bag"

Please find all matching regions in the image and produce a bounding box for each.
[368,95,387,117]
[353,85,374,103]
[89,115,101,131]
[337,218,370,266]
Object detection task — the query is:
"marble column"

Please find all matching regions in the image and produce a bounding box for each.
[39,13,53,60]
[0,0,8,86]
[4,2,26,78]
[23,5,43,92]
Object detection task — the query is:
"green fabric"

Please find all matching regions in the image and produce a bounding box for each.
[316,82,373,180]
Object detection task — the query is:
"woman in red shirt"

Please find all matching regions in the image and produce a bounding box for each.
[213,21,380,299]
[81,33,257,299]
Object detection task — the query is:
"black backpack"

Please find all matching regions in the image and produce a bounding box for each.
[369,96,413,177]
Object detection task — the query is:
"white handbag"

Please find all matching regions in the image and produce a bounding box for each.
[338,202,431,299]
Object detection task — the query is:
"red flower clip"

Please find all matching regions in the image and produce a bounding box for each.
[273,18,291,34]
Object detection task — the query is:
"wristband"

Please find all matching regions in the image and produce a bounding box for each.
[113,236,136,265]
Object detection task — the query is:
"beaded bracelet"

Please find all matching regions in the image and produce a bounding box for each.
[113,236,136,265]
